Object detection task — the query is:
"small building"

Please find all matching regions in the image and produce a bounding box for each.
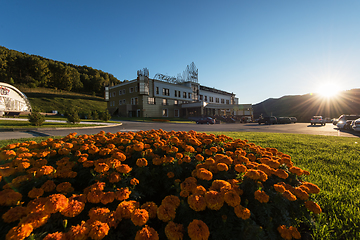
[0,82,32,116]
[105,69,253,120]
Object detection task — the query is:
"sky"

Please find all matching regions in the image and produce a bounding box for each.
[1,0,360,104]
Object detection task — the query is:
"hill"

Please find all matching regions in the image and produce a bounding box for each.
[253,88,360,122]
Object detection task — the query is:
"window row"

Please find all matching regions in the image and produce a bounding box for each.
[162,109,179,117]
[109,86,138,98]
[199,95,230,104]
[109,98,138,106]
[147,97,190,105]
[155,87,192,99]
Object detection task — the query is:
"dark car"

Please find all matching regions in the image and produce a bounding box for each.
[290,117,297,123]
[258,116,277,125]
[196,117,215,124]
[277,117,292,124]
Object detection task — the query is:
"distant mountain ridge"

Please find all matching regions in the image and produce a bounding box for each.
[253,89,360,122]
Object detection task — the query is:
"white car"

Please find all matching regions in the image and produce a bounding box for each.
[336,114,360,129]
[351,118,360,131]
[311,116,325,126]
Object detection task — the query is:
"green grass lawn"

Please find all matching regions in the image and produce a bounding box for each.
[0,132,358,240]
[0,120,100,129]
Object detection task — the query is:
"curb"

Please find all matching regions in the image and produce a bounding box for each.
[0,123,122,132]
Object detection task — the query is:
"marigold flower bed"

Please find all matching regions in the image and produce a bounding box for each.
[0,130,321,240]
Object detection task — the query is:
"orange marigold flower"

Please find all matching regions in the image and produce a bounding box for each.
[41,180,56,192]
[87,190,102,204]
[2,206,27,223]
[5,224,33,240]
[254,190,270,203]
[282,190,297,201]
[19,211,50,229]
[43,232,67,240]
[289,166,304,176]
[195,154,204,162]
[289,226,301,239]
[277,225,293,240]
[27,197,47,213]
[135,225,159,240]
[141,202,158,219]
[66,221,89,240]
[244,169,261,180]
[61,199,85,217]
[196,168,213,181]
[108,172,122,183]
[209,179,232,193]
[116,200,139,219]
[28,187,44,199]
[130,178,140,186]
[94,162,110,173]
[224,190,241,207]
[180,177,197,192]
[305,201,322,214]
[273,184,286,193]
[302,182,320,194]
[116,164,132,174]
[136,158,148,167]
[234,205,251,220]
[0,189,22,206]
[292,187,309,200]
[234,164,247,173]
[101,192,115,205]
[165,221,184,240]
[217,163,229,171]
[193,185,206,196]
[187,219,210,240]
[167,172,175,178]
[175,152,183,159]
[45,194,69,213]
[274,169,289,179]
[131,208,149,226]
[56,182,74,194]
[88,221,110,240]
[188,194,207,212]
[112,151,127,161]
[115,187,131,201]
[89,207,111,222]
[162,195,180,208]
[183,155,191,163]
[210,146,218,153]
[184,145,195,153]
[157,203,176,222]
[205,190,224,210]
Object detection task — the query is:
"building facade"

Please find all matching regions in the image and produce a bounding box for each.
[0,82,32,116]
[106,72,253,119]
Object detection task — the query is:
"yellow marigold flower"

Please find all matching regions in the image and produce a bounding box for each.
[224,190,241,207]
[217,162,229,171]
[136,158,148,167]
[141,202,158,219]
[0,189,22,206]
[157,203,176,222]
[188,194,207,212]
[20,211,50,229]
[56,182,74,194]
[165,221,184,240]
[5,224,33,240]
[131,208,149,226]
[234,205,251,220]
[254,190,270,203]
[135,225,159,240]
[305,201,322,214]
[130,178,140,186]
[282,190,297,202]
[61,199,85,218]
[43,232,66,240]
[115,187,131,201]
[116,164,132,174]
[45,194,69,213]
[116,200,139,219]
[196,168,213,181]
[66,221,89,240]
[273,184,286,193]
[205,190,224,210]
[302,182,320,194]
[274,169,289,179]
[28,187,44,199]
[88,220,110,240]
[2,206,27,223]
[187,219,210,240]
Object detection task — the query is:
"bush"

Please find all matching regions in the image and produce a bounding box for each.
[92,110,99,120]
[27,111,45,126]
[100,110,111,121]
[66,108,80,124]
[0,130,321,240]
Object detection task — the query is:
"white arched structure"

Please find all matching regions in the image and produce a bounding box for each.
[0,82,32,116]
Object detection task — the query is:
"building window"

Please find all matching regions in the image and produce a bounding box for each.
[199,95,203,100]
[112,101,115,106]
[183,92,187,98]
[204,96,208,101]
[174,109,179,117]
[130,87,134,93]
[162,99,168,105]
[210,97,214,102]
[119,100,122,105]
[174,100,178,105]
[162,109,168,117]
[188,93,191,99]
[112,92,116,97]
[148,97,155,105]
[221,99,224,104]
[123,99,126,104]
[135,86,138,92]
[156,87,159,95]
[123,89,126,94]
[178,91,181,97]
[226,100,229,104]
[162,88,170,96]
[119,90,122,95]
[131,97,138,105]
[216,98,219,103]
[174,90,177,97]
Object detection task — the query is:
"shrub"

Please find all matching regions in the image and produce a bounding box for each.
[92,110,99,120]
[66,108,80,124]
[100,110,111,121]
[0,130,321,240]
[27,111,45,126]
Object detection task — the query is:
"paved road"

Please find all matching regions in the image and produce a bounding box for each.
[1,121,359,140]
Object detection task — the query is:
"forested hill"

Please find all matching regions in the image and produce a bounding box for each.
[0,46,122,96]
[253,88,360,122]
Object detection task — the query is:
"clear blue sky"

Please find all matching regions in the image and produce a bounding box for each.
[1,0,359,104]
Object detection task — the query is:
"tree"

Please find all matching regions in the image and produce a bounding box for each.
[28,111,45,126]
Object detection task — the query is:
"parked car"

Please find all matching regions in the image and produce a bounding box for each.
[332,118,339,125]
[336,114,360,129]
[258,116,277,125]
[311,116,325,126]
[290,117,297,123]
[196,117,215,124]
[351,118,360,131]
[277,117,291,124]
[343,120,354,130]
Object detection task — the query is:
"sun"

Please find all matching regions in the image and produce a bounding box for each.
[316,83,340,98]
